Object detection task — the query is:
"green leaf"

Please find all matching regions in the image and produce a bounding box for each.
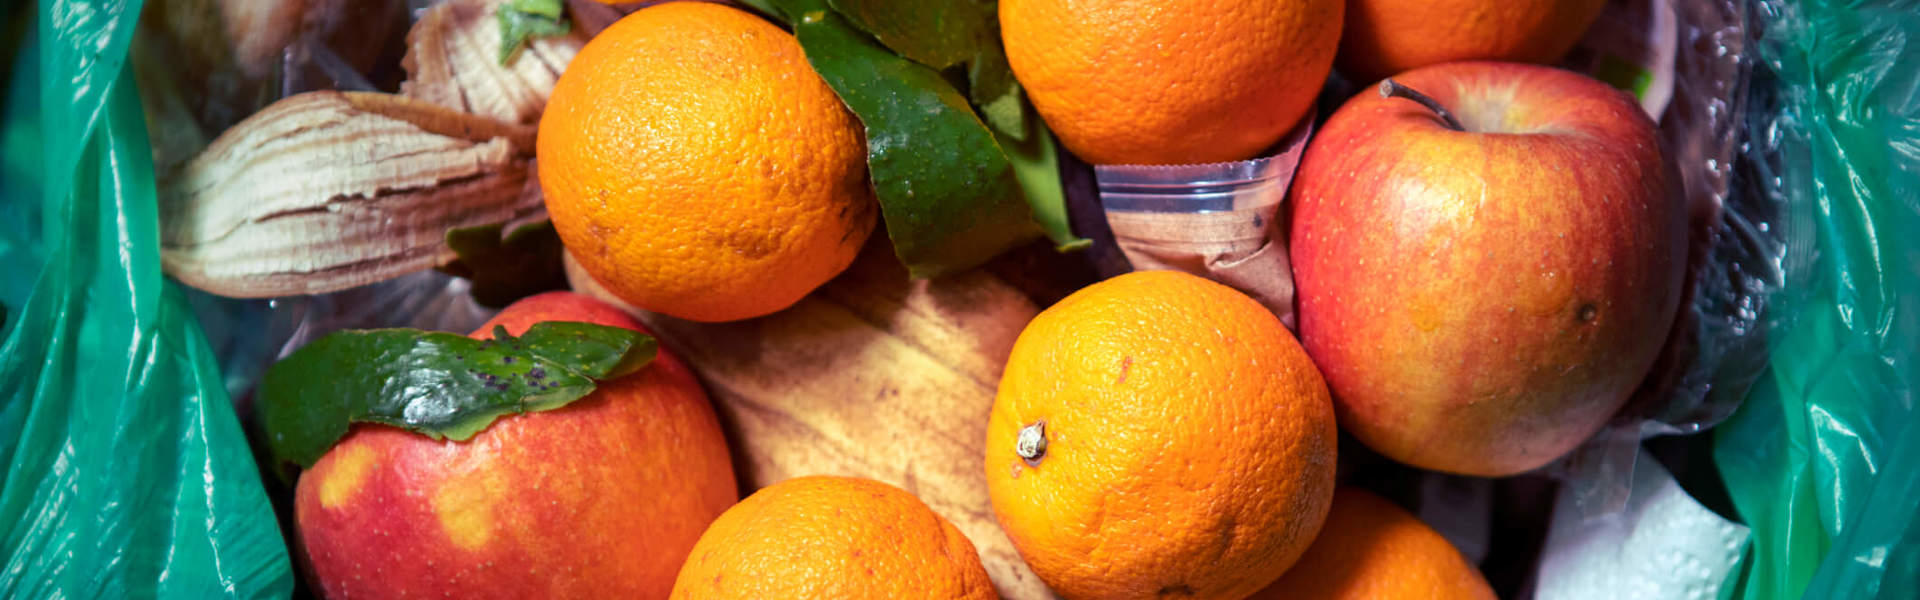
[827,0,992,70]
[780,1,1041,277]
[823,0,1027,141]
[999,116,1087,251]
[436,220,568,309]
[498,0,571,65]
[256,322,657,470]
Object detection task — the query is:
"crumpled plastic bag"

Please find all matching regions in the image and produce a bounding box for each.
[1712,0,1920,597]
[0,1,293,597]
[1554,0,1772,520]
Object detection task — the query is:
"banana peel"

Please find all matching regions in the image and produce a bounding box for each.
[564,243,1059,600]
[159,0,588,298]
[160,91,542,297]
[402,0,587,125]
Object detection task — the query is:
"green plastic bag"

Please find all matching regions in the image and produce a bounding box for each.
[0,1,294,597]
[1715,0,1920,598]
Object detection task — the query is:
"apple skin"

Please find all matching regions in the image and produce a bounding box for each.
[293,292,738,599]
[1288,61,1686,477]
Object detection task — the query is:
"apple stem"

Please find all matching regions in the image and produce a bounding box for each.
[1379,79,1465,132]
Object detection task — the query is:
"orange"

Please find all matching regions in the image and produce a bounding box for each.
[1250,487,1496,600]
[984,270,1338,600]
[999,0,1342,165]
[1339,0,1607,83]
[537,2,875,323]
[294,291,737,599]
[670,475,999,599]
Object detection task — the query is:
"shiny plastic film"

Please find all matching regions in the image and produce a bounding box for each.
[1714,0,1920,598]
[0,0,293,597]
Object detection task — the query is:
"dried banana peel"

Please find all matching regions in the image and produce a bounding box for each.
[564,245,1057,600]
[402,0,586,125]
[160,91,542,298]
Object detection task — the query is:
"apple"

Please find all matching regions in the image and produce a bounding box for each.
[1288,61,1686,477]
[293,292,738,598]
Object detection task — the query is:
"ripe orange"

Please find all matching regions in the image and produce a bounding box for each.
[1249,487,1496,600]
[294,292,737,599]
[670,476,999,599]
[1339,0,1607,83]
[984,270,1338,599]
[538,2,875,323]
[999,0,1342,165]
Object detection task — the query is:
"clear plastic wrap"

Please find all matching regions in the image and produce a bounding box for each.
[1556,0,1775,520]
[1093,117,1313,327]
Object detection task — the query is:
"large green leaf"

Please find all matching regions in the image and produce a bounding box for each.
[256,322,656,470]
[781,1,1041,277]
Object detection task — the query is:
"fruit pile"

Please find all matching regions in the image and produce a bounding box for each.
[210,0,1692,597]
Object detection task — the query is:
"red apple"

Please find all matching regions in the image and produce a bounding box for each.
[293,292,738,598]
[1288,61,1686,476]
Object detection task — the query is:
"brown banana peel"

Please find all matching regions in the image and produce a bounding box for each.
[160,91,541,297]
[563,244,1058,600]
[402,0,586,125]
[158,0,587,299]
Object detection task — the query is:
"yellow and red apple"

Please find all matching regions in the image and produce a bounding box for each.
[1289,61,1687,476]
[292,292,738,598]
